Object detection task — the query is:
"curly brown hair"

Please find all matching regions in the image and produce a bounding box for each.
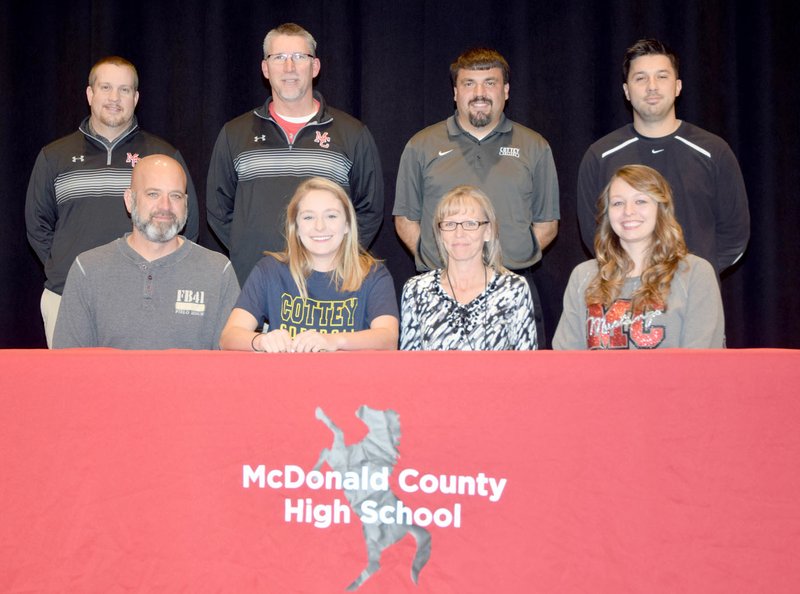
[585,165,688,312]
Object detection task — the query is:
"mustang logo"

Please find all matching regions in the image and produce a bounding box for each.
[313,406,431,590]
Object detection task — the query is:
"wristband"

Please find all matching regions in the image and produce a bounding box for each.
[251,333,263,352]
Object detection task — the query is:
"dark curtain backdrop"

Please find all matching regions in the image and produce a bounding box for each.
[2,0,797,348]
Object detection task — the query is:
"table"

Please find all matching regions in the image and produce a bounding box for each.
[2,349,799,593]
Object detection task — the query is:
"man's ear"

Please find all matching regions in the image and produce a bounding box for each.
[124,188,134,214]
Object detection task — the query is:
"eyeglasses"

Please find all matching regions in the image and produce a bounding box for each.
[266,52,315,64]
[438,220,489,231]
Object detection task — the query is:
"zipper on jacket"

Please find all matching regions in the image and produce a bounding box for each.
[292,118,332,148]
[256,110,333,150]
[81,124,139,165]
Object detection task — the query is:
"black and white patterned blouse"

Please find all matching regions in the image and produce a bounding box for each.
[400,269,537,350]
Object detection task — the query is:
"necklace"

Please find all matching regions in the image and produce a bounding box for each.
[445,266,489,350]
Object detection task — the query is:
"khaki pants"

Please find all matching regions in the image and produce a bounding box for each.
[40,288,61,349]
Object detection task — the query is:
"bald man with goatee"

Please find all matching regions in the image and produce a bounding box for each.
[54,155,239,350]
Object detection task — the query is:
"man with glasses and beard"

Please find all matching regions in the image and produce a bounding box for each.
[53,155,239,349]
[394,47,559,344]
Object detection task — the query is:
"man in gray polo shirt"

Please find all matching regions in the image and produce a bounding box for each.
[394,47,559,342]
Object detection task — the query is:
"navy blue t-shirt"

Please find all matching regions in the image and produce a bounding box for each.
[236,256,398,337]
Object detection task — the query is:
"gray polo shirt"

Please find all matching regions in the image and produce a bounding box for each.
[394,113,559,271]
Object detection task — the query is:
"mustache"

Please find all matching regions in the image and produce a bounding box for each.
[469,96,492,106]
[149,210,177,223]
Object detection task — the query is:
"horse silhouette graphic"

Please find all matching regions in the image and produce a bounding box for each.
[313,405,432,590]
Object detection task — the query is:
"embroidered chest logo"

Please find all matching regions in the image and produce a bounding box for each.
[126,152,141,167]
[71,155,85,163]
[499,147,520,158]
[254,134,267,142]
[314,131,331,149]
[175,289,206,316]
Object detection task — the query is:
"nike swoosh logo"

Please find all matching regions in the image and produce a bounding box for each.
[652,148,665,154]
[438,149,454,157]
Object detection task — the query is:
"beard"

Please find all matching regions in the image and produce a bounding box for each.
[467,97,493,128]
[273,74,311,104]
[634,97,674,123]
[468,111,492,128]
[97,105,133,131]
[130,195,187,243]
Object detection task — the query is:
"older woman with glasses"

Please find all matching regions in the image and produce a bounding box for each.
[400,185,537,350]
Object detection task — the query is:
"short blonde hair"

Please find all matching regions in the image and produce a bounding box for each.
[433,185,506,272]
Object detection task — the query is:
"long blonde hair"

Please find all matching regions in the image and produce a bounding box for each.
[433,185,507,273]
[268,177,377,299]
[585,165,688,312]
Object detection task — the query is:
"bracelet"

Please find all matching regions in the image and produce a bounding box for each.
[251,333,263,352]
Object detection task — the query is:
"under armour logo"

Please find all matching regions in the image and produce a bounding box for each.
[314,131,331,149]
[254,134,267,142]
[126,152,141,167]
[71,155,85,163]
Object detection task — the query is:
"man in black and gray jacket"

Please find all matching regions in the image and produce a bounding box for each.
[207,22,384,286]
[25,56,199,347]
